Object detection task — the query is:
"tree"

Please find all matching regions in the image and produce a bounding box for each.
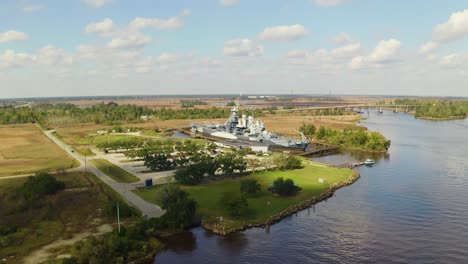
[159,185,197,229]
[144,154,174,171]
[316,126,327,139]
[240,179,261,195]
[299,123,316,135]
[220,193,248,217]
[174,166,202,185]
[272,153,303,170]
[19,172,65,202]
[269,177,301,196]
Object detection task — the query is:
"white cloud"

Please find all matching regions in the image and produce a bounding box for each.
[287,50,308,59]
[85,18,114,35]
[350,39,402,69]
[0,30,28,43]
[130,10,190,30]
[22,4,46,13]
[418,41,439,55]
[107,33,151,50]
[330,42,362,58]
[419,9,468,55]
[258,24,308,42]
[223,39,263,57]
[433,9,468,43]
[439,53,466,68]
[220,0,239,6]
[332,33,354,44]
[84,0,112,8]
[313,0,347,6]
[37,46,74,65]
[0,50,35,69]
[367,39,401,62]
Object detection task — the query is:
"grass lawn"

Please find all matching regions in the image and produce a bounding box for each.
[0,172,138,263]
[0,124,79,177]
[89,159,140,183]
[134,161,354,228]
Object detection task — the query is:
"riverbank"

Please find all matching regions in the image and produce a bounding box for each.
[201,170,360,235]
[134,161,357,236]
[415,115,466,121]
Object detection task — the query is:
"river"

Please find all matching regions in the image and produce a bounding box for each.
[155,110,468,264]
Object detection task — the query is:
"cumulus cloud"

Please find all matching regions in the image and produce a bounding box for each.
[0,30,28,43]
[433,9,468,43]
[0,50,35,69]
[330,42,362,58]
[107,33,152,50]
[85,18,114,35]
[439,53,467,69]
[130,10,190,30]
[350,39,402,69]
[84,0,112,8]
[22,4,46,13]
[223,39,263,57]
[332,33,354,44]
[37,46,74,65]
[418,41,439,55]
[258,24,308,42]
[313,0,347,6]
[220,0,239,6]
[419,9,468,54]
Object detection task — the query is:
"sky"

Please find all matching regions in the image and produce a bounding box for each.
[1,0,468,98]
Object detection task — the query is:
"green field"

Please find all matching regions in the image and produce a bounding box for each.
[89,159,140,183]
[134,161,354,227]
[0,172,137,263]
[0,124,79,177]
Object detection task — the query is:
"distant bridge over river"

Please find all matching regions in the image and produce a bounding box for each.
[277,104,422,113]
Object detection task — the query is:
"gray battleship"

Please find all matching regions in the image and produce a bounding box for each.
[191,106,310,150]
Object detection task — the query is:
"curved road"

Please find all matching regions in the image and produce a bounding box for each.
[42,129,164,218]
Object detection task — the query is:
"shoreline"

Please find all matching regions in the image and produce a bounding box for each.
[415,116,466,121]
[200,170,360,236]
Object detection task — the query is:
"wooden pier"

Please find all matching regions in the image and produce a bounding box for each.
[333,162,367,169]
[296,143,340,157]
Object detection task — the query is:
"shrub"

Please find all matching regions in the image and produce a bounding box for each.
[103,201,138,218]
[240,179,261,195]
[272,154,303,170]
[159,186,197,229]
[220,193,248,217]
[269,177,301,196]
[19,172,65,202]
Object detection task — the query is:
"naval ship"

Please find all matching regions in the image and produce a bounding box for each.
[191,105,310,150]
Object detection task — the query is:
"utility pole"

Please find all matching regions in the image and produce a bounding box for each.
[117,202,121,233]
[84,151,87,173]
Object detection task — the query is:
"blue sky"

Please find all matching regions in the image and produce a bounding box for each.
[1,0,468,98]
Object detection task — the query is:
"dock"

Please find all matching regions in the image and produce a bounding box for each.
[333,162,367,169]
[296,143,340,157]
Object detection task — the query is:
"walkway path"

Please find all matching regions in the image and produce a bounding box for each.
[41,129,164,218]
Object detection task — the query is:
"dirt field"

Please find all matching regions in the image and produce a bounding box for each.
[0,172,131,263]
[0,124,78,177]
[262,114,362,136]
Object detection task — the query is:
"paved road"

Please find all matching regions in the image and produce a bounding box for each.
[42,129,164,218]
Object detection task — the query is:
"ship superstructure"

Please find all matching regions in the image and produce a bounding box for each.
[191,105,310,150]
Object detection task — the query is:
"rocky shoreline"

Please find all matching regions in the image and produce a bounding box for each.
[201,171,361,235]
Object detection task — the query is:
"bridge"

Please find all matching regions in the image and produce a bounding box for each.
[277,104,422,113]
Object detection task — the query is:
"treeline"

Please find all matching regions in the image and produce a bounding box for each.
[153,107,268,120]
[180,99,208,108]
[0,103,151,126]
[415,101,467,119]
[0,102,273,126]
[300,123,391,152]
[392,99,467,119]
